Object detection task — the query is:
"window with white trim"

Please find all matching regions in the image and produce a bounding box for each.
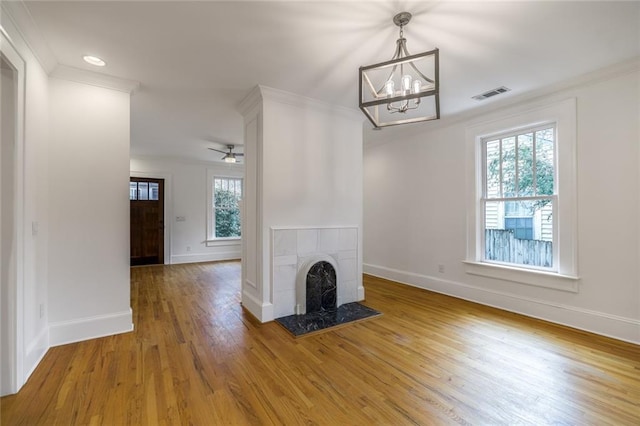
[208,177,242,240]
[465,99,579,291]
[483,125,555,269]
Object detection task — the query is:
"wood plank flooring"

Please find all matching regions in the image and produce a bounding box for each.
[2,261,639,425]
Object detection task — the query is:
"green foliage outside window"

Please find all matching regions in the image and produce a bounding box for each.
[487,128,554,214]
[215,188,241,238]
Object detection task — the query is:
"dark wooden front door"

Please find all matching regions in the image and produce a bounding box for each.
[130,178,164,266]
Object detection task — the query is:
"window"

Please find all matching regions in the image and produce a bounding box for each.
[465,99,578,292]
[482,125,555,268]
[130,180,159,201]
[210,177,242,239]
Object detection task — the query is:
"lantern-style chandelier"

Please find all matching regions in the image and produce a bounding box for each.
[359,12,440,129]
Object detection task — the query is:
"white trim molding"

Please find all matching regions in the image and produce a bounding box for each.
[463,261,579,293]
[51,65,140,94]
[24,327,49,381]
[0,24,27,396]
[364,263,640,345]
[465,98,578,291]
[1,1,57,73]
[239,85,362,122]
[171,251,240,265]
[241,289,274,323]
[49,309,134,347]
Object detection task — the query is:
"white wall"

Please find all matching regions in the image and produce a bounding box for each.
[364,62,640,344]
[239,86,364,322]
[1,12,50,394]
[48,78,132,346]
[130,156,243,264]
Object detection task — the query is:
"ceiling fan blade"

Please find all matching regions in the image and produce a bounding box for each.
[235,153,244,157]
[208,148,227,154]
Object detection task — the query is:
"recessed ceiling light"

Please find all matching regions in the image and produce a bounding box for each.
[82,55,106,67]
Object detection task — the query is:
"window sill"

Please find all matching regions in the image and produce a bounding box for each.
[463,261,579,293]
[206,238,241,247]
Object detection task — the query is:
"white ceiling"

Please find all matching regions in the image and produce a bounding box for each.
[17,0,640,162]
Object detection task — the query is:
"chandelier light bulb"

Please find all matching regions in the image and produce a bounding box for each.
[401,75,412,93]
[385,80,395,97]
[413,79,422,94]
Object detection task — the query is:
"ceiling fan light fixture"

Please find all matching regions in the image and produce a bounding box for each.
[359,12,440,129]
[209,144,243,163]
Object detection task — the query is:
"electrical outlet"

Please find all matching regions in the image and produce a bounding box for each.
[176,216,186,222]
[186,246,191,252]
[39,303,45,318]
[438,264,445,273]
[32,221,39,236]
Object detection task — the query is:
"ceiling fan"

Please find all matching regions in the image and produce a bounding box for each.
[208,144,244,163]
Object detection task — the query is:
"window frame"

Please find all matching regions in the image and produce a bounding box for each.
[206,173,243,245]
[480,124,557,271]
[465,98,579,292]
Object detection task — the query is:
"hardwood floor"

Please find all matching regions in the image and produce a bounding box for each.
[2,261,639,425]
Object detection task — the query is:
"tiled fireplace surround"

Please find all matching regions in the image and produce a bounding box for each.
[272,227,359,319]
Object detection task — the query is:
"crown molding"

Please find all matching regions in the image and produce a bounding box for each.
[260,85,362,121]
[1,0,57,73]
[237,85,264,118]
[51,64,140,94]
[237,84,362,122]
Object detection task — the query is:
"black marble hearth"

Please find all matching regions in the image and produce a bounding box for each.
[275,302,382,337]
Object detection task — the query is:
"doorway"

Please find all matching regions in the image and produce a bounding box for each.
[1,28,26,396]
[130,178,164,266]
[1,51,17,396]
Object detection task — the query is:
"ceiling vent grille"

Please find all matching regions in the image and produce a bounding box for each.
[472,86,511,101]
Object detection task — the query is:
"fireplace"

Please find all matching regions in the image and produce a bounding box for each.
[271,227,362,319]
[274,235,380,337]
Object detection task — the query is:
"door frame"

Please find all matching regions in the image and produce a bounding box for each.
[1,25,26,396]
[130,171,172,265]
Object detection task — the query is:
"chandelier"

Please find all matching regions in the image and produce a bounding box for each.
[359,12,440,129]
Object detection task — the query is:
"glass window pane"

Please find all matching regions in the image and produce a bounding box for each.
[138,182,149,200]
[213,177,242,238]
[149,183,159,200]
[484,200,501,230]
[485,140,500,198]
[501,137,516,197]
[484,199,553,268]
[129,182,138,200]
[536,128,555,195]
[517,133,533,196]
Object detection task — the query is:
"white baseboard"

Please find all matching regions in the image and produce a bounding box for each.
[49,308,134,347]
[24,326,49,381]
[357,285,365,301]
[170,251,241,264]
[364,263,640,345]
[241,289,274,323]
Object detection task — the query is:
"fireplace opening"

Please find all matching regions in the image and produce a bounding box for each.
[276,257,381,336]
[306,261,337,314]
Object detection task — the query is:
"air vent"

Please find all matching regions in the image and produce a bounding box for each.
[472,86,511,101]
